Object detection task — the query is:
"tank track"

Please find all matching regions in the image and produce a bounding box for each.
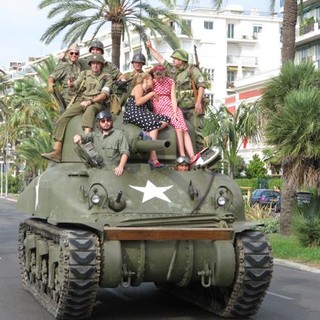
[18,219,101,320]
[157,231,273,318]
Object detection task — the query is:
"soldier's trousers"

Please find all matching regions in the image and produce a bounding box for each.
[182,109,205,152]
[53,101,102,142]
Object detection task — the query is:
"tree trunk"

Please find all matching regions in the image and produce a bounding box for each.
[111,22,123,68]
[280,158,296,235]
[281,0,297,63]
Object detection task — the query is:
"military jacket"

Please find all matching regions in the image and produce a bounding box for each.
[81,57,121,81]
[50,60,83,90]
[73,70,113,100]
[83,129,130,164]
[164,61,206,109]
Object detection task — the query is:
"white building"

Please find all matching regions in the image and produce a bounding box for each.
[117,4,283,106]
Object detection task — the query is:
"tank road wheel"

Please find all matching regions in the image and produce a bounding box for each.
[157,231,273,318]
[18,219,100,319]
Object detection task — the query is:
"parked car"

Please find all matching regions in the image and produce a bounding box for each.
[273,191,312,214]
[250,189,281,211]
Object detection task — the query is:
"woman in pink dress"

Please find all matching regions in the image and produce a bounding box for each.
[150,65,197,163]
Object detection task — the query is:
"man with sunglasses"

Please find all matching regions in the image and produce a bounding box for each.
[47,43,84,108]
[73,111,130,176]
[42,55,112,163]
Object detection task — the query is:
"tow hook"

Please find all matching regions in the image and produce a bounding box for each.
[121,264,135,288]
[198,263,212,288]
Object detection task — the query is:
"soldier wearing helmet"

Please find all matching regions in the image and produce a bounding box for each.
[42,54,113,163]
[146,39,206,155]
[73,110,130,176]
[119,52,147,106]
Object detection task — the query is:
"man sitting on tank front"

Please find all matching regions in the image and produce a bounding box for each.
[74,111,130,176]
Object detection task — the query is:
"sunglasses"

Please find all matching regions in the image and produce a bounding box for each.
[69,52,79,56]
[100,118,112,123]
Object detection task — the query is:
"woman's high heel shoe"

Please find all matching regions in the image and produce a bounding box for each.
[190,153,201,165]
[148,160,164,170]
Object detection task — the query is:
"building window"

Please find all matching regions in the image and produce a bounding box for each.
[202,68,214,82]
[227,23,234,38]
[204,21,213,30]
[253,25,262,34]
[181,19,192,35]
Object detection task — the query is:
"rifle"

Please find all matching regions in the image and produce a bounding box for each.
[52,86,67,111]
[194,45,200,68]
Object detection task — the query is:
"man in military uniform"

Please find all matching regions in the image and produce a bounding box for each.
[119,53,147,107]
[73,111,130,176]
[48,43,84,108]
[146,40,206,152]
[42,55,112,162]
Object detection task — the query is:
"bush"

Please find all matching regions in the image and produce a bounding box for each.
[245,203,280,235]
[292,195,320,247]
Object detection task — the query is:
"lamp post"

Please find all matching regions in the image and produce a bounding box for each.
[4,142,12,198]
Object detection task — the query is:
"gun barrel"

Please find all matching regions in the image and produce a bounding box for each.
[134,139,171,152]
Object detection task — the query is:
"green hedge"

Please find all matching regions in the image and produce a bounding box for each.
[235,177,282,191]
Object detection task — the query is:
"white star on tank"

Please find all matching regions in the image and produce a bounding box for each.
[129,180,173,203]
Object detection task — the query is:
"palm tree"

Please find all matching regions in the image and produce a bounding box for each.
[260,61,320,234]
[38,0,192,68]
[0,56,59,182]
[204,102,262,179]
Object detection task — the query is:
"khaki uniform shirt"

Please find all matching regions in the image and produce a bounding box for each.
[164,61,205,109]
[49,60,83,103]
[82,128,130,164]
[73,70,112,100]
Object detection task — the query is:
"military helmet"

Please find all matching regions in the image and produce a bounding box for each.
[88,54,105,65]
[171,49,189,62]
[89,40,104,54]
[131,53,146,65]
[96,110,112,121]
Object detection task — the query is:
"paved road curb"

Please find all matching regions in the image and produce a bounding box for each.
[274,258,320,274]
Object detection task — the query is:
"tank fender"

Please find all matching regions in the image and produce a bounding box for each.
[233,221,263,233]
[100,240,122,287]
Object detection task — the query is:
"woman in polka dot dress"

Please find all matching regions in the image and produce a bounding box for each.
[123,73,170,169]
[150,65,196,162]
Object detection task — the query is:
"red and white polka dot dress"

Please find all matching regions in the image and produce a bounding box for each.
[152,77,188,131]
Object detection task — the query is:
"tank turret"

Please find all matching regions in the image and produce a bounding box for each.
[17,111,273,320]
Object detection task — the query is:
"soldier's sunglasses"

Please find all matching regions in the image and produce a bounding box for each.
[100,118,112,123]
[69,52,79,56]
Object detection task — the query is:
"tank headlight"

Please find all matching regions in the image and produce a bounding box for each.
[91,193,101,205]
[217,196,226,206]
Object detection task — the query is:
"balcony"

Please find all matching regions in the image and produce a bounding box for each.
[227,33,259,44]
[226,55,258,67]
[296,19,320,46]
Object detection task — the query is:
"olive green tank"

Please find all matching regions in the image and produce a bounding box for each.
[17,112,273,319]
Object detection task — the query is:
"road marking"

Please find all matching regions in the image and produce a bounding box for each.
[267,291,294,300]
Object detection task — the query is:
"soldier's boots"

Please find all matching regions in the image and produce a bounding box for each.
[41,141,62,163]
[41,150,61,162]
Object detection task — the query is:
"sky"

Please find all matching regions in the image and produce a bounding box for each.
[0,0,280,70]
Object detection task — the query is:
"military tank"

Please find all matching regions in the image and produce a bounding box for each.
[17,112,273,319]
